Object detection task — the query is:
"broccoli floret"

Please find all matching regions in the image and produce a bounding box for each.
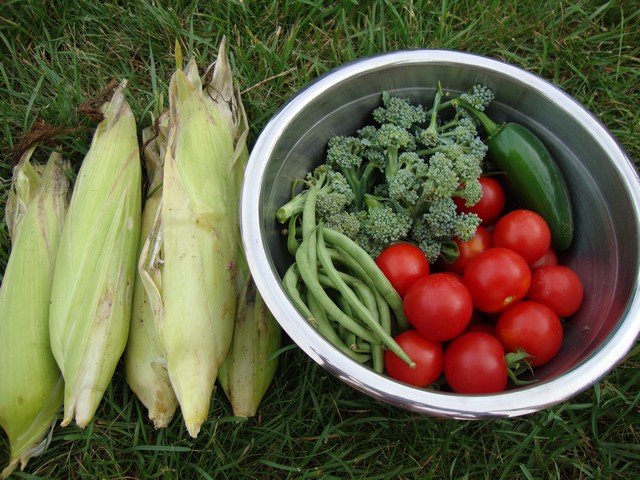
[357,195,413,256]
[326,135,380,209]
[421,197,459,238]
[411,151,460,217]
[316,169,356,219]
[276,165,354,224]
[410,197,481,263]
[358,123,417,182]
[453,211,482,241]
[322,211,362,239]
[415,82,444,149]
[374,123,415,152]
[372,92,426,129]
[458,84,495,112]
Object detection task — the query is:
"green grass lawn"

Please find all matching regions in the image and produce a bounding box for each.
[1,1,640,478]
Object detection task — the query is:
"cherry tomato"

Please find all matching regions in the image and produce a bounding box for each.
[403,273,474,342]
[492,209,551,264]
[454,176,506,225]
[376,243,430,298]
[444,332,508,394]
[529,247,558,271]
[441,225,493,276]
[384,330,444,387]
[495,301,563,367]
[527,265,584,317]
[463,247,531,313]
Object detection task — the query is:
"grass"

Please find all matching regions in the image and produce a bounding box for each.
[1,0,640,478]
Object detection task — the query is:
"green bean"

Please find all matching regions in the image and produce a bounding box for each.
[282,263,316,328]
[327,246,376,287]
[307,291,370,364]
[316,228,414,368]
[321,226,410,332]
[286,213,301,256]
[371,281,392,373]
[350,343,372,353]
[295,233,379,344]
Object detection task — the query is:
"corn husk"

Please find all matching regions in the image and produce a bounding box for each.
[123,106,179,429]
[145,37,245,438]
[217,248,282,418]
[0,147,68,478]
[48,82,142,428]
[217,101,282,418]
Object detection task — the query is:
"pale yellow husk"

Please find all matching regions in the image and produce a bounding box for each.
[123,107,179,429]
[48,81,142,428]
[217,248,282,418]
[155,37,246,437]
[0,147,68,479]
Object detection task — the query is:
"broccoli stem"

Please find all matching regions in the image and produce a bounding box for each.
[384,147,401,181]
[276,190,307,224]
[409,192,433,218]
[344,162,380,210]
[424,83,444,138]
[452,98,501,137]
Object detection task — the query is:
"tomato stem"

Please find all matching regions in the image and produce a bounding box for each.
[505,350,537,385]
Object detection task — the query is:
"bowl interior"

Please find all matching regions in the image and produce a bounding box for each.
[244,51,640,416]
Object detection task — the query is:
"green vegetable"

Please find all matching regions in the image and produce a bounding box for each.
[49,81,142,429]
[453,98,574,251]
[278,85,494,263]
[0,147,68,479]
[277,85,496,371]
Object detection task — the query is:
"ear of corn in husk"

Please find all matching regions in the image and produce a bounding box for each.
[0,147,68,479]
[123,103,179,429]
[217,247,282,418]
[217,96,282,418]
[156,37,244,438]
[48,81,142,428]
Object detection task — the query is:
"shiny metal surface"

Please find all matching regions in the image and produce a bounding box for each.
[241,50,640,418]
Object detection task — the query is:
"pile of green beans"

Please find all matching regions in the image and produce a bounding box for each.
[282,179,415,373]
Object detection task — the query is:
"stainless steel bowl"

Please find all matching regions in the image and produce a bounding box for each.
[241,50,640,418]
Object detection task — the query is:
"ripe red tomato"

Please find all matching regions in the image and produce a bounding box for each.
[376,243,430,298]
[529,247,558,271]
[492,209,552,264]
[403,273,474,342]
[495,301,563,367]
[384,330,444,387]
[454,176,506,225]
[462,247,531,313]
[444,332,508,394]
[527,265,584,317]
[441,225,493,276]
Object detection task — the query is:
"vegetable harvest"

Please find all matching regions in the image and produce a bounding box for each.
[127,38,281,437]
[277,85,495,372]
[0,148,68,479]
[48,81,142,430]
[0,38,282,476]
[276,83,582,392]
[0,36,584,475]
